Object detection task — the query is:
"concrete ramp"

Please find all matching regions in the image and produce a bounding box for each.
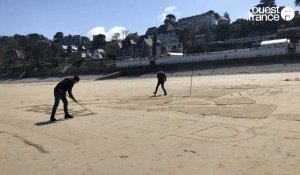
[95,71,121,80]
[18,71,27,78]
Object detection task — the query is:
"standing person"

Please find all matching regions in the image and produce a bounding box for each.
[153,70,167,96]
[50,75,80,121]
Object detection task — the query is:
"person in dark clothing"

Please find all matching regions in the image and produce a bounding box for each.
[153,70,167,96]
[50,76,80,121]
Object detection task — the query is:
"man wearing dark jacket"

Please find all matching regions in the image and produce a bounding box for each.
[153,70,167,96]
[50,76,80,121]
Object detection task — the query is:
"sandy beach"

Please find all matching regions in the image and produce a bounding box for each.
[1,63,300,175]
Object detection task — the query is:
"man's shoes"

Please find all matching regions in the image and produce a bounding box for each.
[64,114,74,119]
[50,117,57,121]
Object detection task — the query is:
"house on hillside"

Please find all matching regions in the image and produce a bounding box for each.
[91,49,105,59]
[136,35,154,58]
[145,27,158,36]
[61,35,90,46]
[4,49,25,65]
[144,27,163,57]
[121,33,139,57]
[61,35,91,59]
[157,24,183,54]
[105,41,122,58]
[178,10,219,29]
[218,16,230,25]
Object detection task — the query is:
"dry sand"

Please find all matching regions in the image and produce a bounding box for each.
[1,64,300,175]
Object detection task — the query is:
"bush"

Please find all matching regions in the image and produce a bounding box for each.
[50,59,59,68]
[72,59,84,68]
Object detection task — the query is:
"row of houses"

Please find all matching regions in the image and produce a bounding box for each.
[117,11,229,59]
[58,11,230,60]
[9,10,294,62]
[61,35,90,47]
[118,25,183,58]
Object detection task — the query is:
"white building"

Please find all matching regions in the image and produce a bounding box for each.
[260,38,290,50]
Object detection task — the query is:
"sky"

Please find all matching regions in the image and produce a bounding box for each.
[0,0,298,41]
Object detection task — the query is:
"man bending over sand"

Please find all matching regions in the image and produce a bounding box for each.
[50,76,80,121]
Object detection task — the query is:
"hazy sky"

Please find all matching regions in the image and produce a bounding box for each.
[0,0,297,40]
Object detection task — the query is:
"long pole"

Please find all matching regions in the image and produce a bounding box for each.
[74,100,93,114]
[190,65,194,94]
[66,95,93,113]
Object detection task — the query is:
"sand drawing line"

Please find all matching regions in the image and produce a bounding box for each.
[252,126,300,134]
[15,104,95,117]
[221,124,256,142]
[190,125,240,139]
[171,123,256,143]
[173,132,255,143]
[134,122,182,132]
[147,120,251,142]
[0,131,49,153]
[246,87,284,96]
[1,121,80,145]
[128,116,256,142]
[130,117,181,133]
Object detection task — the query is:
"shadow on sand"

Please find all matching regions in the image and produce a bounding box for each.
[34,119,66,126]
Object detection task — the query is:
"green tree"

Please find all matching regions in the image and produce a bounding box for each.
[216,24,230,41]
[51,42,64,58]
[80,36,92,52]
[228,19,252,38]
[53,32,64,43]
[28,33,44,44]
[112,33,121,41]
[92,34,106,49]
[2,37,19,64]
[5,37,19,51]
[224,12,231,23]
[198,28,214,43]
[13,34,27,48]
[104,42,120,59]
[67,45,72,55]
[5,57,17,66]
[296,0,300,6]
[24,33,48,61]
[0,46,4,63]
[32,40,52,62]
[81,36,90,42]
[278,29,298,43]
[164,14,176,25]
[180,28,197,49]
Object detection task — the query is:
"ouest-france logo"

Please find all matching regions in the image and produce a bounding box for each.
[249,6,295,21]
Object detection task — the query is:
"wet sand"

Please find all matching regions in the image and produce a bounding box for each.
[1,65,300,175]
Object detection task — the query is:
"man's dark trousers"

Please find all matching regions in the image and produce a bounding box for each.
[51,90,68,117]
[154,81,167,95]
